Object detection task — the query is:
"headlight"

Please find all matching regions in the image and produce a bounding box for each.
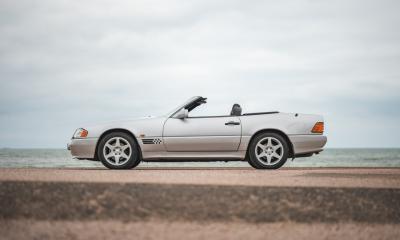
[73,128,88,138]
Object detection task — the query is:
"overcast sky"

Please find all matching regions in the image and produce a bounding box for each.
[0,0,399,148]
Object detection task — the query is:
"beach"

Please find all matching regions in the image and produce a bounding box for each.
[1,167,400,239]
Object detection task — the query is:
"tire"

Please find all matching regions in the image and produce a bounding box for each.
[248,132,289,169]
[246,155,260,169]
[97,132,141,169]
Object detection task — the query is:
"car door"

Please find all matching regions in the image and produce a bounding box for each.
[163,116,241,151]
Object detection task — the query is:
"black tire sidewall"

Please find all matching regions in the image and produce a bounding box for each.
[97,132,140,169]
[248,132,289,169]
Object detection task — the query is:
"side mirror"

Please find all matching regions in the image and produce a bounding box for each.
[175,108,188,119]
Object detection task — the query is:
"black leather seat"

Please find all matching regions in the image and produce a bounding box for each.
[230,104,242,116]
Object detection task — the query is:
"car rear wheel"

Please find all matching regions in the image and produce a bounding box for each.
[98,132,141,169]
[248,132,289,169]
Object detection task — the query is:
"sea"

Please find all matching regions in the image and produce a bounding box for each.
[0,148,399,168]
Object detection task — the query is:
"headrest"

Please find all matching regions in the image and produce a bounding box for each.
[230,104,242,116]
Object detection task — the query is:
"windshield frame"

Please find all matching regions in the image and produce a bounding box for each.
[166,96,204,118]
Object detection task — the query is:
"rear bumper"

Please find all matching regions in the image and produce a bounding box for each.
[68,138,98,159]
[289,134,327,155]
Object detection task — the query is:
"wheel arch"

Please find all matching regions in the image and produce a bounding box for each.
[246,129,294,158]
[94,128,142,160]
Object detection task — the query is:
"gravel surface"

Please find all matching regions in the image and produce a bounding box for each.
[1,181,400,223]
[1,167,400,188]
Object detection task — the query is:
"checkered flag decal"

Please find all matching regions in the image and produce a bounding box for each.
[153,138,162,144]
[142,138,162,144]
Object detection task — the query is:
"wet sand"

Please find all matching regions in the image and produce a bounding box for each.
[1,167,400,239]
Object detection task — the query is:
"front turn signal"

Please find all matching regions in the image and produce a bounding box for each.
[311,122,324,134]
[73,128,89,138]
[80,129,89,138]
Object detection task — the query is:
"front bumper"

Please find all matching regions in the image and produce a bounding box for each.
[68,138,98,159]
[289,134,327,155]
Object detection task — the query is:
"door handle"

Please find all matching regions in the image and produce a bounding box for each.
[225,121,240,125]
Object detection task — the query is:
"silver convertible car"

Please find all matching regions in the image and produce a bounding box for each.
[68,96,327,169]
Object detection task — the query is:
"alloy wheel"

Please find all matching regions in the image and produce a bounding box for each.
[102,137,132,166]
[254,137,284,165]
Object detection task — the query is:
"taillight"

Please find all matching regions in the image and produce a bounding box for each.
[311,122,324,134]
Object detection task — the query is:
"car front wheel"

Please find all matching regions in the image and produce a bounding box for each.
[97,132,141,169]
[248,132,289,169]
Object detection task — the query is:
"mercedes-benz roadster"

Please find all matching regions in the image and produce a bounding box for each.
[68,96,327,169]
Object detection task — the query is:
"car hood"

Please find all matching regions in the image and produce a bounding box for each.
[81,115,167,138]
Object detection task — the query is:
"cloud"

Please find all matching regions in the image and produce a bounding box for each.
[0,0,399,147]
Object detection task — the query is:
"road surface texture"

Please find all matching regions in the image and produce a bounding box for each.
[1,167,399,240]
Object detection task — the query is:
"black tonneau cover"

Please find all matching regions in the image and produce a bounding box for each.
[242,111,279,116]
